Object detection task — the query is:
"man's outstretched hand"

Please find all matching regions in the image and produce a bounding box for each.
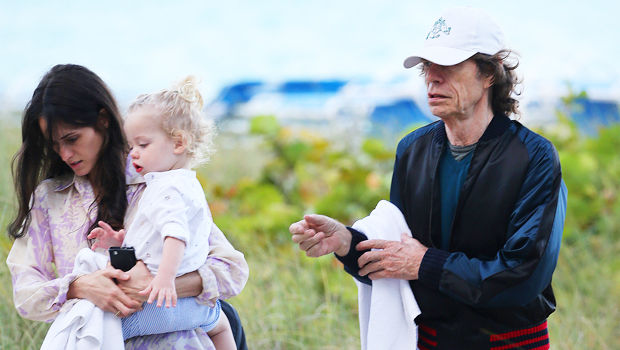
[290,214,352,257]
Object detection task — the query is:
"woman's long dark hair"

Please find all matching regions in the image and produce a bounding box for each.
[8,64,128,239]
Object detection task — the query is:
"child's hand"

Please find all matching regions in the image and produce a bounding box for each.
[87,221,126,250]
[138,273,177,308]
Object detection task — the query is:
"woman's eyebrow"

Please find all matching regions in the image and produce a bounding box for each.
[52,131,77,143]
[57,131,78,141]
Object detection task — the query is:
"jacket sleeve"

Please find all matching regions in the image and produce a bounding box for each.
[334,227,372,285]
[419,141,567,307]
[6,188,82,322]
[195,222,249,306]
[335,139,407,285]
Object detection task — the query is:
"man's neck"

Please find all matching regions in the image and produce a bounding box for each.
[443,107,494,146]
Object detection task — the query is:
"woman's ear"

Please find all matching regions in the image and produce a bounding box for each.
[98,109,110,129]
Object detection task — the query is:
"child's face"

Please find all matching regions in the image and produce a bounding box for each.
[124,107,184,175]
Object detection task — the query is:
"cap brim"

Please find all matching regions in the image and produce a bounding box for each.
[403,46,477,68]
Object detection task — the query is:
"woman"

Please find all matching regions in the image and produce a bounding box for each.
[6,64,249,349]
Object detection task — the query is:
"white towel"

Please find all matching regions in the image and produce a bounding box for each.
[352,200,421,350]
[40,248,124,350]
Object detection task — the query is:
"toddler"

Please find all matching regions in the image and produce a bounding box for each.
[89,76,235,349]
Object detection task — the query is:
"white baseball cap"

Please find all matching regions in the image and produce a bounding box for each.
[403,7,505,68]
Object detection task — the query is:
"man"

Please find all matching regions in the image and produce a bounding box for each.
[290,7,567,350]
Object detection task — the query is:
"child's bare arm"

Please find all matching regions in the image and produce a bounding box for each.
[139,237,185,308]
[87,221,126,250]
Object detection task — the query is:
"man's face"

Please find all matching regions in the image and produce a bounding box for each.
[422,58,492,120]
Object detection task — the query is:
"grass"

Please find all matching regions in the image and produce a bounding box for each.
[0,120,619,349]
[550,232,620,349]
[0,237,52,350]
[228,244,361,349]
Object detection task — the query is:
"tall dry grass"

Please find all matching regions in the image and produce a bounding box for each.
[0,117,619,349]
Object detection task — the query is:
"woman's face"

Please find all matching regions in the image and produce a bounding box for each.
[39,118,105,180]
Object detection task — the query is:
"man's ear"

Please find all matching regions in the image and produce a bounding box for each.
[484,59,503,89]
[172,131,187,155]
[485,77,494,89]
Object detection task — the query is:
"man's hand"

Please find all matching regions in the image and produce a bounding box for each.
[356,233,428,280]
[87,221,126,250]
[290,214,352,257]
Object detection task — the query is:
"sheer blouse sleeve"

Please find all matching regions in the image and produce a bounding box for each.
[6,185,83,322]
[194,223,249,306]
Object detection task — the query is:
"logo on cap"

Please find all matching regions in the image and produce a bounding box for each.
[426,17,451,40]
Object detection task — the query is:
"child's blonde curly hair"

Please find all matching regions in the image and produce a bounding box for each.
[127,75,216,168]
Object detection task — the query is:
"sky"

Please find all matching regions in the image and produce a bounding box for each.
[1,0,619,112]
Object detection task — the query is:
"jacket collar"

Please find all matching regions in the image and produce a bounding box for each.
[479,114,511,142]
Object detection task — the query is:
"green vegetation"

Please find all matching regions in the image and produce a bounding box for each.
[0,106,619,349]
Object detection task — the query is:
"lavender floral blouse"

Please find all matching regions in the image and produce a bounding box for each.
[7,164,249,349]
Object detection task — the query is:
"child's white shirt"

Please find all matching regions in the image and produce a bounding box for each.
[122,168,211,276]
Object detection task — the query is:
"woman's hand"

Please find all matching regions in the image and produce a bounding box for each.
[116,260,153,304]
[67,265,142,317]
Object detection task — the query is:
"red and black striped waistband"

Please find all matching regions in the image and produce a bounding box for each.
[418,324,436,350]
[417,321,549,350]
[489,321,549,350]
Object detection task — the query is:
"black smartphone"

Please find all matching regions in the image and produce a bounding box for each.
[109,246,137,272]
